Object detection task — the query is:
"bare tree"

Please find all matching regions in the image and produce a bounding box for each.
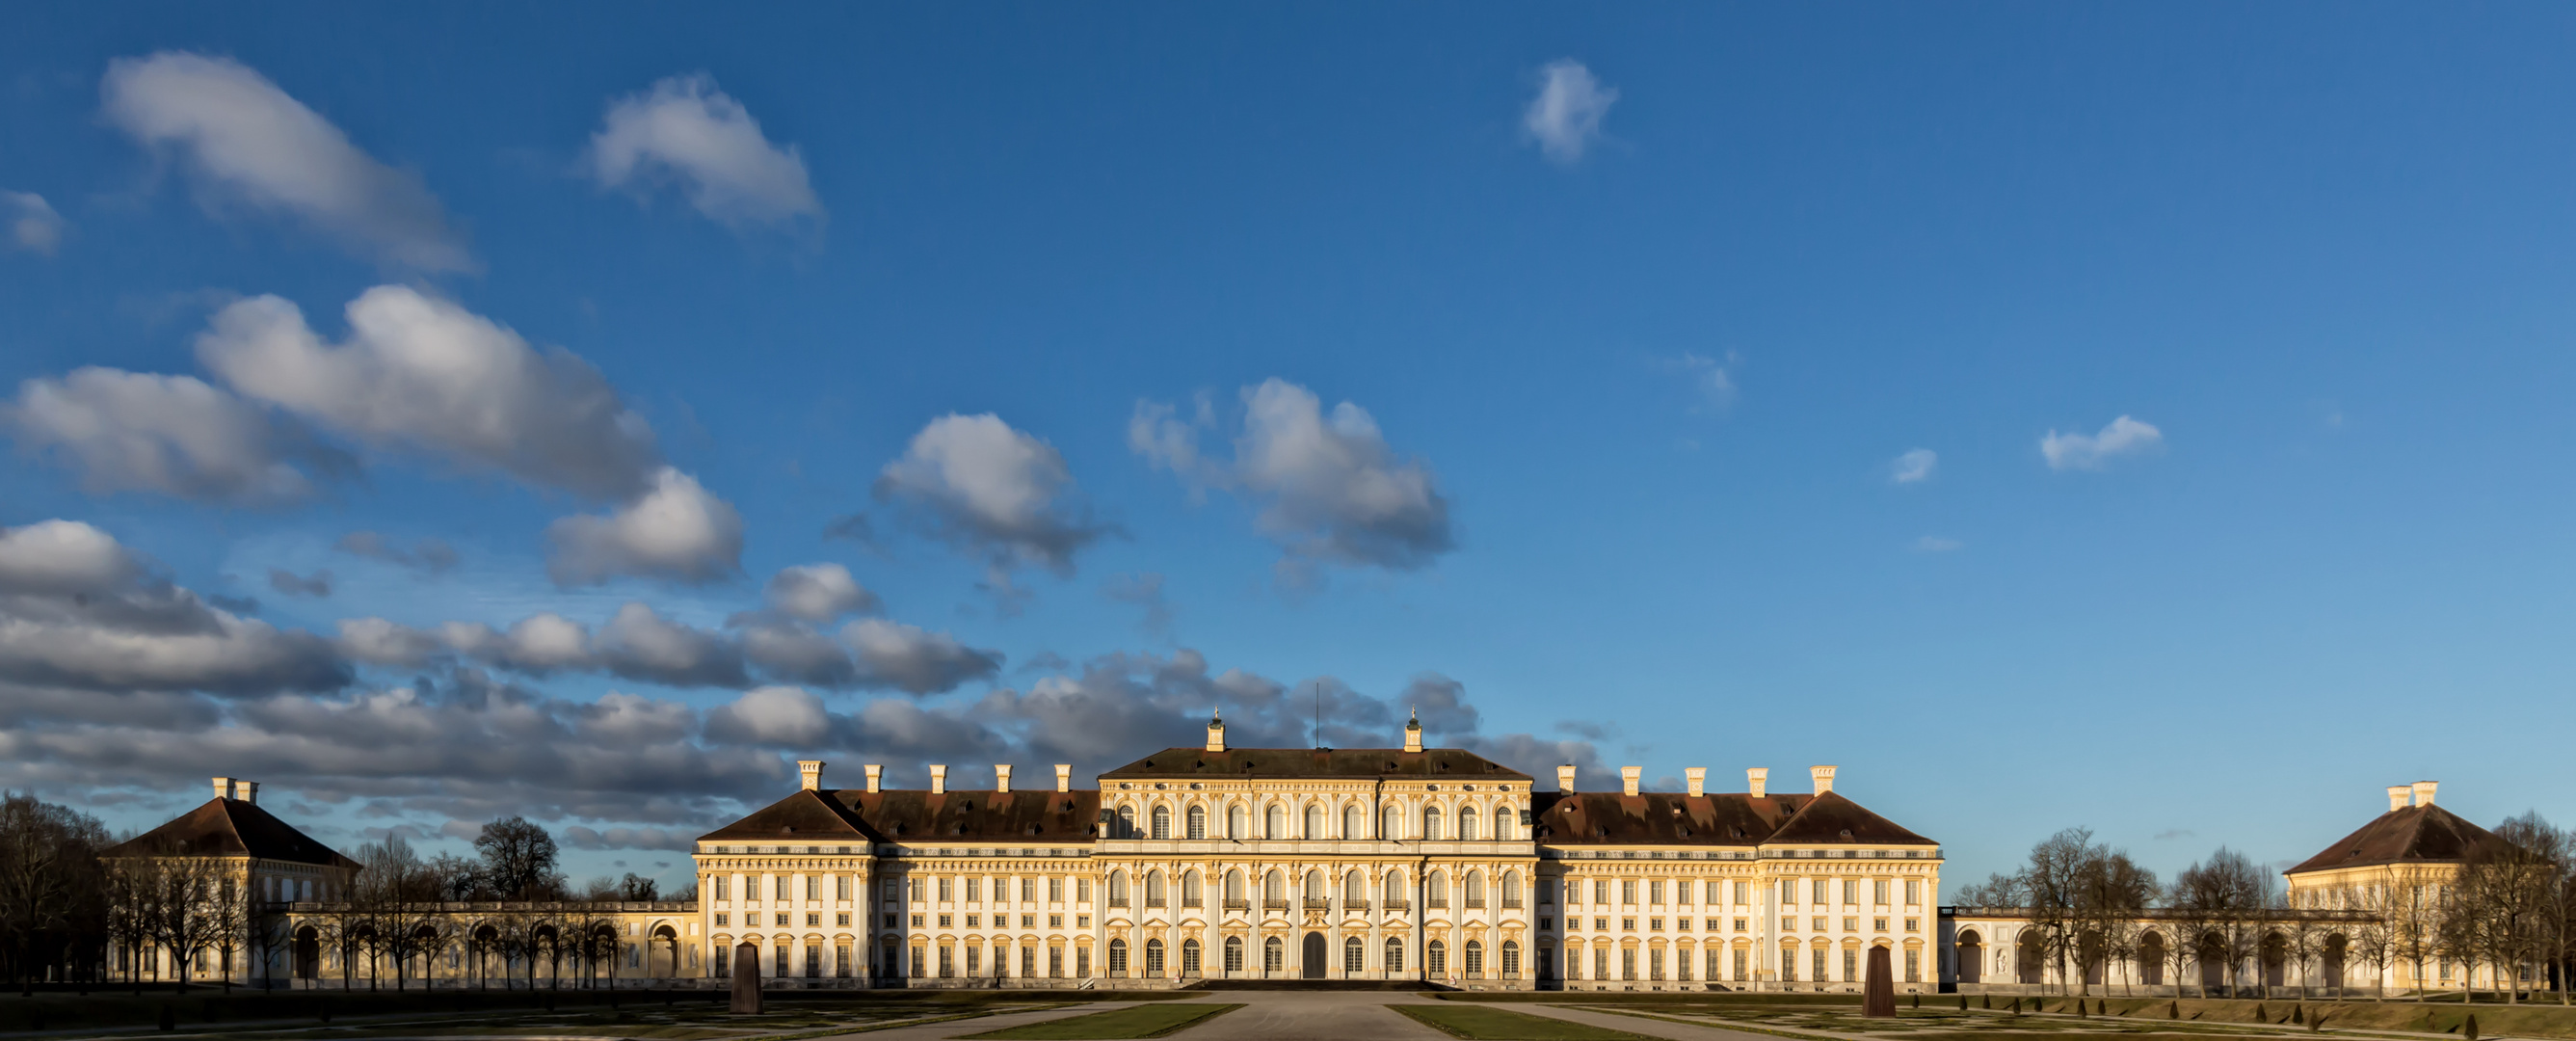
[2454,813,2560,1004]
[201,870,248,992]
[2389,872,2446,1001]
[474,818,562,901]
[2340,883,2395,1000]
[133,854,220,990]
[2175,847,2271,996]
[0,793,111,994]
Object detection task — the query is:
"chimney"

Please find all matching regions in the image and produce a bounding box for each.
[2411,781,2438,807]
[1811,765,1837,795]
[1403,709,1423,754]
[212,777,233,802]
[1206,711,1226,753]
[1686,768,1706,798]
[1556,765,1577,793]
[798,761,825,791]
[243,781,259,805]
[929,765,947,795]
[1054,764,1073,793]
[996,764,1013,793]
[1621,766,1643,797]
[2387,786,2411,814]
[863,764,883,794]
[1748,767,1769,799]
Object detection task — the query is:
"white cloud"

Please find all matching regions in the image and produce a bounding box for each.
[761,563,878,623]
[334,531,458,575]
[1891,448,1937,484]
[3,366,343,505]
[2041,415,2164,471]
[1524,60,1617,164]
[1914,536,1963,552]
[587,74,822,228]
[0,520,144,597]
[874,414,1111,595]
[197,286,664,500]
[704,685,831,747]
[544,467,745,587]
[1132,379,1454,577]
[841,619,1005,696]
[100,52,469,271]
[595,602,746,687]
[1671,353,1737,411]
[6,191,66,255]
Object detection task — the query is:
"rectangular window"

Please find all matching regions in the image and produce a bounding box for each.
[1077,946,1091,977]
[910,878,924,902]
[1649,880,1664,905]
[714,913,729,926]
[805,946,820,978]
[1594,948,1607,980]
[806,875,818,900]
[837,912,850,926]
[1676,948,1689,981]
[837,875,851,900]
[1844,917,1857,932]
[939,945,954,978]
[1622,948,1636,980]
[807,913,820,926]
[1650,948,1664,980]
[938,914,951,928]
[714,945,729,977]
[1872,917,1887,932]
[1022,946,1035,977]
[1733,948,1746,981]
[1050,877,1065,903]
[967,946,980,975]
[1622,918,1636,931]
[775,913,789,926]
[1540,879,1555,905]
[1905,918,1920,933]
[1814,948,1827,982]
[1734,880,1748,906]
[1622,880,1637,905]
[775,945,789,977]
[1904,879,1920,906]
[965,914,979,927]
[1023,878,1037,902]
[1677,880,1690,906]
[1781,879,1797,906]
[1594,880,1608,905]
[775,875,788,900]
[911,946,924,977]
[967,878,981,902]
[1077,878,1093,903]
[1813,879,1830,905]
[1844,948,1856,982]
[714,876,730,900]
[1649,918,1663,931]
[939,878,952,901]
[836,945,851,978]
[1049,914,1063,928]
[1873,879,1890,906]
[1905,948,1920,983]
[1842,879,1856,906]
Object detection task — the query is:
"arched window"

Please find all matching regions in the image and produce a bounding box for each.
[1345,869,1367,905]
[1501,940,1521,976]
[1182,869,1203,907]
[1228,805,1247,840]
[1223,936,1243,973]
[1305,869,1326,901]
[1494,806,1512,841]
[1344,936,1365,973]
[1427,940,1447,974]
[1465,940,1484,974]
[1265,804,1286,839]
[1426,870,1449,907]
[1107,939,1129,974]
[1151,805,1172,840]
[1117,805,1136,839]
[1107,869,1129,905]
[1306,803,1326,839]
[1422,806,1444,841]
[1383,805,1403,839]
[1225,869,1245,904]
[1385,937,1405,972]
[1262,936,1284,972]
[1502,871,1523,908]
[1182,938,1201,974]
[1144,939,1165,974]
[1464,870,1486,907]
[1186,806,1207,840]
[1145,869,1166,907]
[1264,869,1286,903]
[1458,808,1478,841]
[1385,868,1406,905]
[1345,804,1366,839]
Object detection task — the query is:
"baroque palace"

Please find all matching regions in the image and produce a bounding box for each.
[116,712,1951,992]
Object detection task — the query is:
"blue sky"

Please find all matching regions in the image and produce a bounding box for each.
[4,3,2572,891]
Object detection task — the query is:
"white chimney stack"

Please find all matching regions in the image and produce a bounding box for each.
[1556,765,1577,793]
[2387,786,2410,813]
[1748,767,1769,799]
[1621,766,1642,797]
[798,761,825,791]
[244,781,259,805]
[863,764,883,794]
[1686,768,1706,798]
[1055,764,1073,793]
[996,764,1013,793]
[929,764,947,795]
[212,777,233,802]
[1811,764,1837,795]
[2412,781,2438,807]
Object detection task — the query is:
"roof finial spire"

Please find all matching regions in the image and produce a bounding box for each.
[1403,707,1423,753]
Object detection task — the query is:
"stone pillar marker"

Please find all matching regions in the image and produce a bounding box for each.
[1864,945,1895,1017]
[730,942,760,1013]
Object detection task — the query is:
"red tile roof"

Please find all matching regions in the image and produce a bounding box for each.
[103,798,359,869]
[2287,803,2500,875]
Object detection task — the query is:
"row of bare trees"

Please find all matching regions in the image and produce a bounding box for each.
[1965,816,2576,1002]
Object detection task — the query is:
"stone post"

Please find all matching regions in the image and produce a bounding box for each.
[730,942,761,1013]
[1864,945,1895,1017]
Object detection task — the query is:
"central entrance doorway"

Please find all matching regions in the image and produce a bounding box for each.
[1302,932,1327,978]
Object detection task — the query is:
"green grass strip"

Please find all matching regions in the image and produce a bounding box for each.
[1394,1004,1660,1041]
[960,1002,1240,1040]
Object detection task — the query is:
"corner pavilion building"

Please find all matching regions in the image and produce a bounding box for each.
[696,713,1944,990]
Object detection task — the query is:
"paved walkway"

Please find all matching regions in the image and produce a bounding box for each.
[1164,992,1451,1041]
[1505,1002,1792,1041]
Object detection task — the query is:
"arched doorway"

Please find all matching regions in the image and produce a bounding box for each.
[2323,934,2348,995]
[1302,932,1326,979]
[652,925,679,977]
[2139,932,2166,986]
[1956,930,1982,984]
[294,926,320,980]
[2261,932,2287,991]
[2197,933,2225,994]
[2017,932,2044,984]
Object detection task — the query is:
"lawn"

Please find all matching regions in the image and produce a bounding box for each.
[1394,1004,1659,1041]
[961,1002,1242,1040]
